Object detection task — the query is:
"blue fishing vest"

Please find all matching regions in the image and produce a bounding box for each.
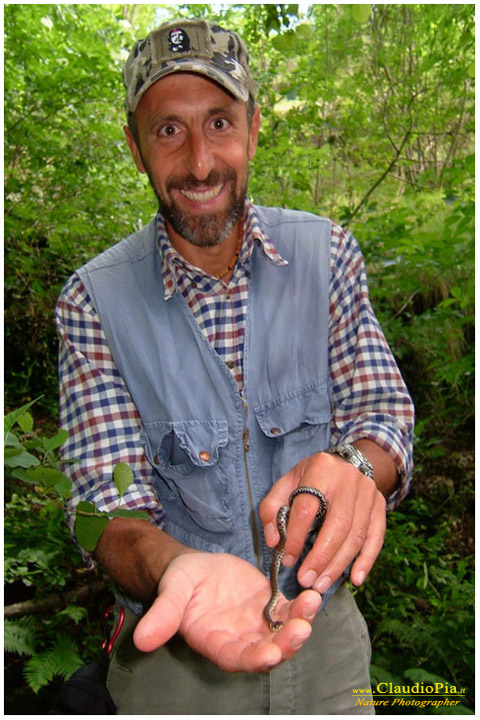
[78,205,333,600]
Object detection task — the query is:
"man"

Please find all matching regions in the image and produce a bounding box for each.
[56,18,414,714]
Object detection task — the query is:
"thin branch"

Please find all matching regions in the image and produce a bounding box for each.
[4,579,111,618]
[390,291,420,321]
[389,174,427,190]
[345,122,412,226]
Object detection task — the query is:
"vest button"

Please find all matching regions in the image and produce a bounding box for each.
[270,427,281,435]
[199,450,211,462]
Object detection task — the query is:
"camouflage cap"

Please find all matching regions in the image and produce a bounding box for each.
[123,19,258,114]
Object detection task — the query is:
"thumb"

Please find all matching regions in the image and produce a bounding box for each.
[133,561,195,652]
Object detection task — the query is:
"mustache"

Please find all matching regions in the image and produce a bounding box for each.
[166,169,236,193]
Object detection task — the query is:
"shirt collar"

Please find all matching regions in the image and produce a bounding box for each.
[157,200,288,300]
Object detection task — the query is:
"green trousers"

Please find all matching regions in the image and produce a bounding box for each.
[107,584,374,715]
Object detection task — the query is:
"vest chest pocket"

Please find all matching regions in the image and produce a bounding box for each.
[254,379,332,479]
[140,419,232,532]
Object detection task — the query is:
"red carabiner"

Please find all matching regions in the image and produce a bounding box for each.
[101,605,125,656]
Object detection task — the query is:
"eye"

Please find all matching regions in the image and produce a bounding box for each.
[211,117,230,131]
[159,124,179,138]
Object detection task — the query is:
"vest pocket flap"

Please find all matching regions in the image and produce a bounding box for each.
[254,382,331,437]
[140,419,232,532]
[141,419,228,472]
[174,420,228,467]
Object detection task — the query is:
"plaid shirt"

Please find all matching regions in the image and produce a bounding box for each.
[56,201,414,537]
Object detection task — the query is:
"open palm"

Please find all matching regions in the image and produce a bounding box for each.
[132,552,321,672]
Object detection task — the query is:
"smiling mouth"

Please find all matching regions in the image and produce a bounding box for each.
[180,183,225,203]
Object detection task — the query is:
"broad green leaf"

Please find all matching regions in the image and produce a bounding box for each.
[113,462,134,499]
[42,429,69,453]
[465,153,475,175]
[352,5,371,23]
[4,398,40,438]
[26,466,69,489]
[17,412,34,433]
[271,31,296,52]
[4,447,22,458]
[51,476,73,499]
[4,449,40,469]
[10,467,37,483]
[74,501,109,552]
[295,24,313,42]
[5,433,21,448]
[24,468,72,499]
[109,508,149,520]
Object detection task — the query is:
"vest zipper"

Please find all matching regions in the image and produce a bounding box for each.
[242,402,262,571]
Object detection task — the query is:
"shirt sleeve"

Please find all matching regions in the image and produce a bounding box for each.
[55,273,165,555]
[328,224,414,510]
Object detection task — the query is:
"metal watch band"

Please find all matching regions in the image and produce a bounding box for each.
[326,444,375,479]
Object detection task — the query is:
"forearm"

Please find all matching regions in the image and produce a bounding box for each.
[95,517,197,604]
[353,438,398,498]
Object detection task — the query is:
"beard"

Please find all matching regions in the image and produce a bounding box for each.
[148,168,247,248]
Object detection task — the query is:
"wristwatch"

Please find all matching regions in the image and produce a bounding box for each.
[326,444,375,480]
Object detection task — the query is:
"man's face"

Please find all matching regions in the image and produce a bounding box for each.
[125,73,260,249]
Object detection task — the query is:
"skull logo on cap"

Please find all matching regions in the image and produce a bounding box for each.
[168,28,190,53]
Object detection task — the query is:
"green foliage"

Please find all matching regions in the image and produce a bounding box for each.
[4,617,87,695]
[23,634,84,694]
[353,165,474,435]
[4,402,145,694]
[114,461,135,498]
[4,4,155,414]
[356,480,474,712]
[5,400,148,554]
[5,617,38,657]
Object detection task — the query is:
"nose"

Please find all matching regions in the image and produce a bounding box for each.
[185,130,215,181]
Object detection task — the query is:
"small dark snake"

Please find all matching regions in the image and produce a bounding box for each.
[263,486,327,632]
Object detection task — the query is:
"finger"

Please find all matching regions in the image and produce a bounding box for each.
[260,590,320,661]
[294,487,356,585]
[259,466,301,547]
[205,618,311,673]
[287,588,323,622]
[208,631,284,673]
[297,476,377,588]
[281,452,357,565]
[238,636,283,672]
[270,617,314,661]
[282,489,330,566]
[267,587,322,627]
[133,565,193,652]
[350,492,386,586]
[311,491,385,594]
[309,487,382,594]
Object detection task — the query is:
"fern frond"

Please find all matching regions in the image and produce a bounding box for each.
[24,653,58,693]
[4,616,37,656]
[58,604,88,623]
[23,634,84,693]
[52,633,84,680]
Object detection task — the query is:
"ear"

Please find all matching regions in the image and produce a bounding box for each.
[247,106,261,162]
[124,125,147,174]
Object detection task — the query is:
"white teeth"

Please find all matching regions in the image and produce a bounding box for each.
[181,184,224,202]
